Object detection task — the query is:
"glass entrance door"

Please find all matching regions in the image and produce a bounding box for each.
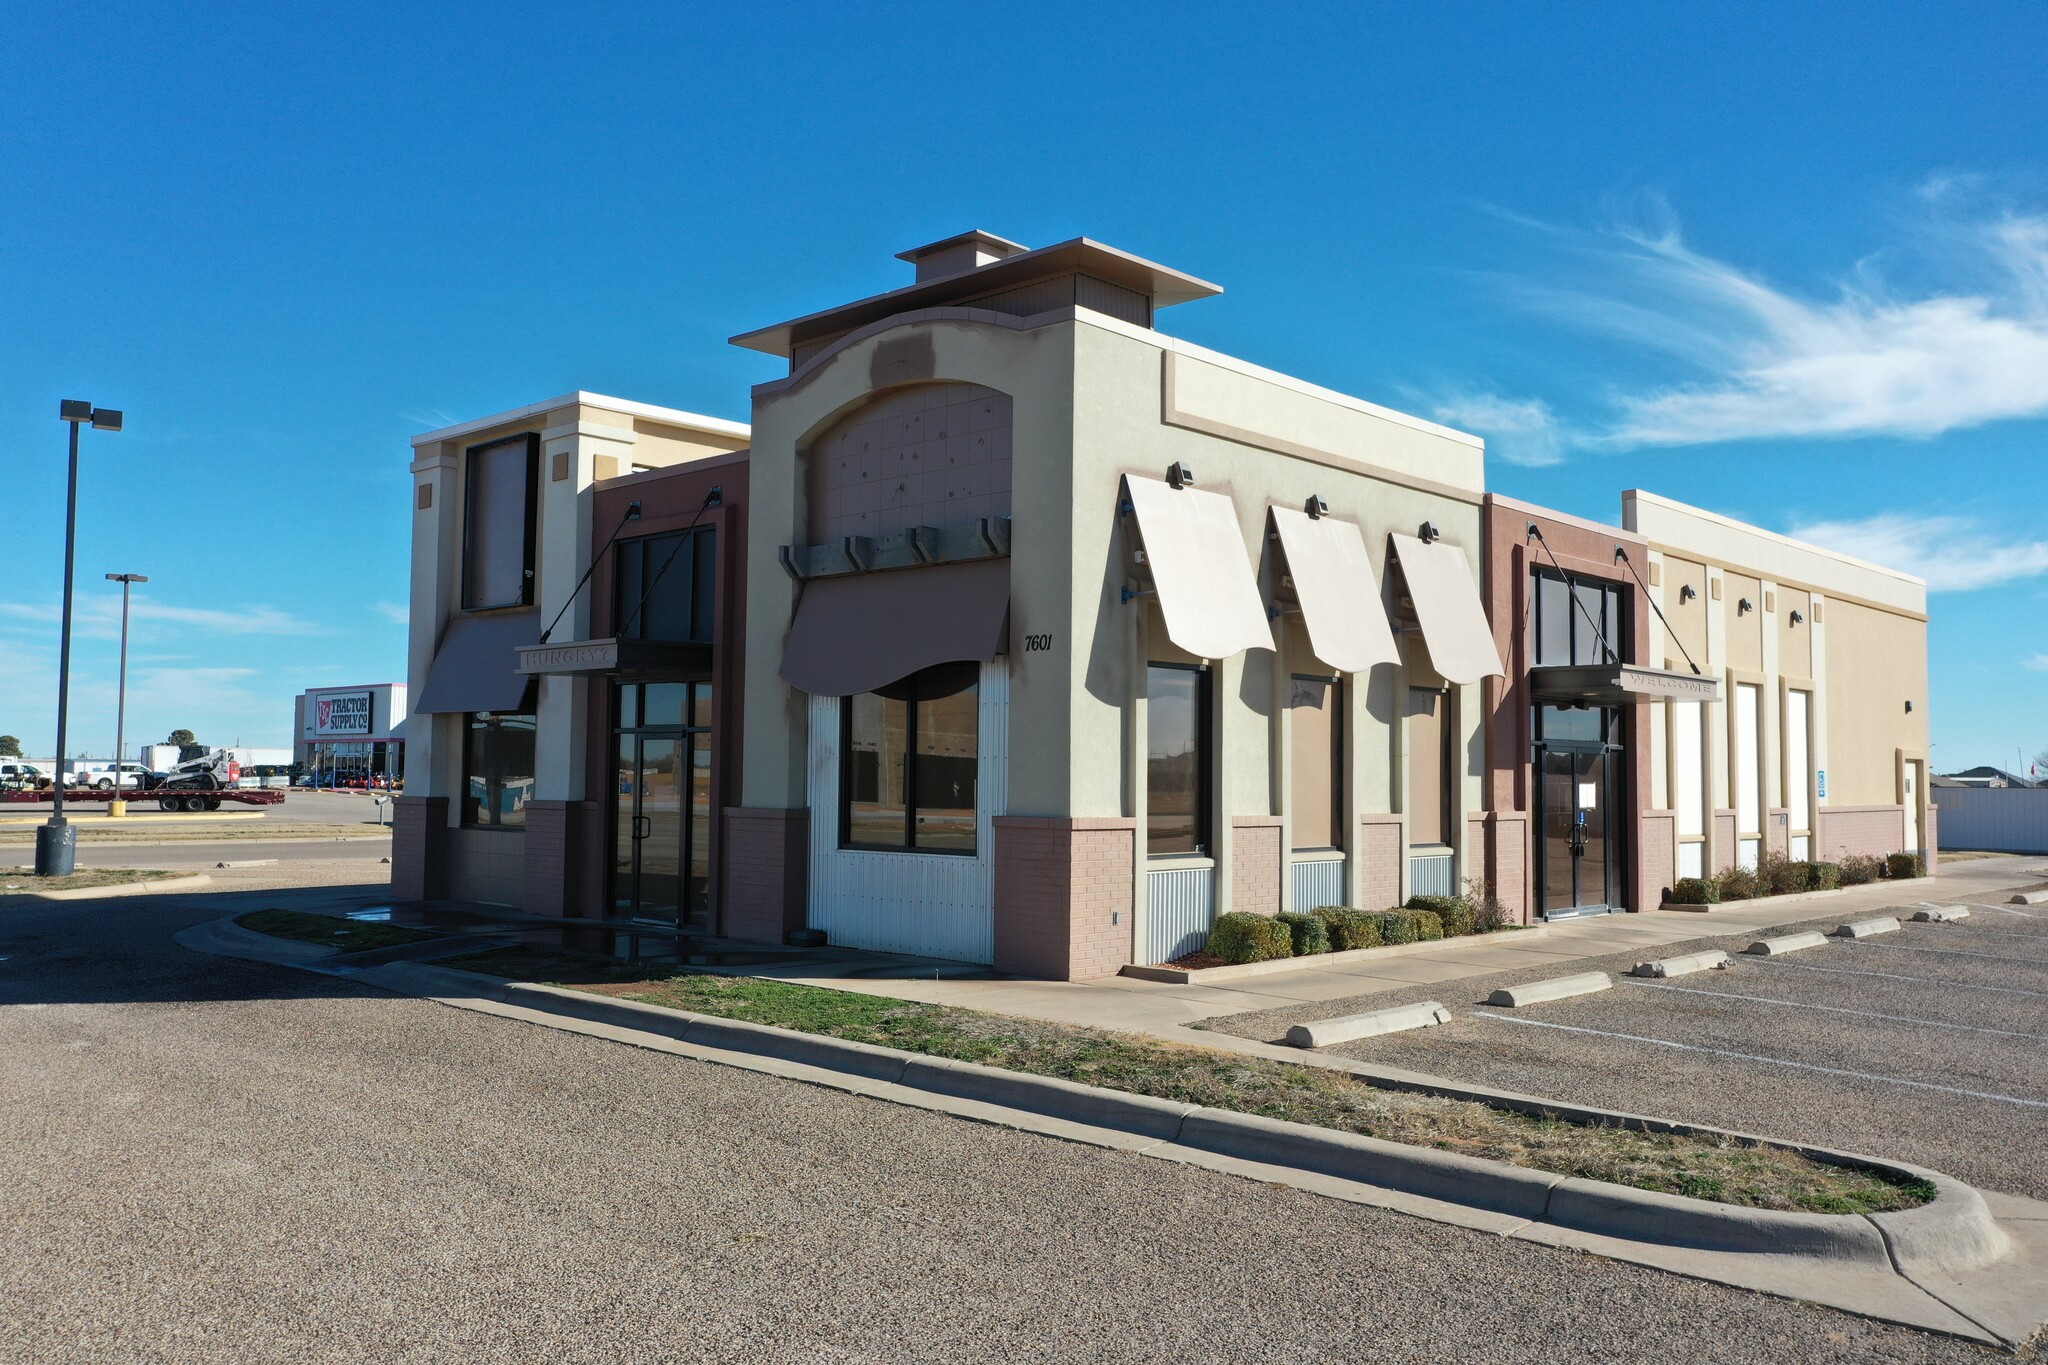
[612,683,714,933]
[1537,719,1621,916]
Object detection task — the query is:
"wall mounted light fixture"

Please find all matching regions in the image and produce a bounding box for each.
[1305,494,1327,519]
[1419,520,1442,543]
[1738,596,1755,614]
[1679,584,1697,602]
[1166,461,1194,489]
[1789,609,1805,625]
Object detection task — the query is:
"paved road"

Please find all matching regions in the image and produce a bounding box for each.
[70,838,396,872]
[0,894,2011,1363]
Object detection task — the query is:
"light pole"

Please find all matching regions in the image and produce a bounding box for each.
[105,573,148,818]
[35,400,123,878]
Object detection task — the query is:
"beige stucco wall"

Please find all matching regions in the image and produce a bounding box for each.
[411,395,749,836]
[1624,490,1928,862]
[1723,572,1764,674]
[1823,598,1928,807]
[739,304,1489,917]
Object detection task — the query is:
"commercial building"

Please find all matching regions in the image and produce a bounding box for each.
[396,231,1935,976]
[294,684,409,784]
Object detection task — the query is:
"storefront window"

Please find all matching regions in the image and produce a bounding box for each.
[1147,663,1210,857]
[1531,569,1624,668]
[464,712,536,828]
[616,528,715,643]
[463,434,536,610]
[1288,675,1342,851]
[840,663,979,854]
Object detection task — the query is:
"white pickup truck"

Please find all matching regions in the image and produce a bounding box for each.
[68,762,154,789]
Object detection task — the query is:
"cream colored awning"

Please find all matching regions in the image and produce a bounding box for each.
[1123,477,1274,660]
[1388,533,1505,684]
[1269,507,1401,674]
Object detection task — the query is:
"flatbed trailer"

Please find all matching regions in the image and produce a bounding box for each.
[0,787,286,812]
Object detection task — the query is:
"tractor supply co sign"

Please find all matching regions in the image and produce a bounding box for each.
[314,692,374,736]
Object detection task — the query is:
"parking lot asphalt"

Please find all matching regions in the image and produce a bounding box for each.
[5,894,2019,1364]
[1210,897,2048,1203]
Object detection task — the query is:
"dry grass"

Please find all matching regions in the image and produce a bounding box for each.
[444,945,1930,1216]
[0,867,183,893]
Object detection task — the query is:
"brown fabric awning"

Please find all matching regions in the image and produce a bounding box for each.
[1123,476,1274,660]
[779,559,1010,697]
[1388,534,1505,685]
[1269,506,1401,674]
[413,609,541,714]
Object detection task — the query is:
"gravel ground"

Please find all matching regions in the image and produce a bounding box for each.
[1209,906,2048,1202]
[0,895,2021,1364]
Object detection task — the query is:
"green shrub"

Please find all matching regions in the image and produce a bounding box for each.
[1312,907,1383,953]
[1370,909,1419,946]
[1405,895,1476,936]
[1667,877,1721,905]
[1760,851,1809,896]
[1276,911,1330,956]
[1206,912,1293,964]
[1411,909,1445,941]
[1887,851,1926,880]
[1715,865,1761,901]
[1807,861,1842,891]
[1463,877,1513,933]
[1838,854,1884,886]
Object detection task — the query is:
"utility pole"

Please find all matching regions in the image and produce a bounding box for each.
[105,574,148,818]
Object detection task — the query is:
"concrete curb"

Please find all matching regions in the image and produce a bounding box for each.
[2010,890,2048,906]
[8,872,214,901]
[345,955,2009,1280]
[1744,931,1831,956]
[1631,950,1730,979]
[172,915,338,964]
[1835,917,1902,939]
[1118,924,1555,984]
[1284,1002,1450,1047]
[1910,904,1970,923]
[1486,973,1610,1007]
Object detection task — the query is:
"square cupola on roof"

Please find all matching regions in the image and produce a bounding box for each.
[731,231,1223,367]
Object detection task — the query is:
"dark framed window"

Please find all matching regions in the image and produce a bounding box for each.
[1288,674,1342,851]
[463,711,536,828]
[463,434,539,610]
[616,528,716,643]
[1147,663,1212,857]
[840,662,979,854]
[1536,704,1609,746]
[1530,569,1626,668]
[1406,687,1453,847]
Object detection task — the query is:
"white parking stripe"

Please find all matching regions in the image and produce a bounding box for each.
[1626,979,2048,1042]
[1757,959,2048,999]
[1983,905,2047,920]
[1480,1015,2048,1109]
[1845,939,2048,965]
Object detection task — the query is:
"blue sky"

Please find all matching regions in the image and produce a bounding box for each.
[3,1,2045,773]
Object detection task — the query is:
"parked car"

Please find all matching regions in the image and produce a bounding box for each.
[0,762,52,790]
[90,762,156,790]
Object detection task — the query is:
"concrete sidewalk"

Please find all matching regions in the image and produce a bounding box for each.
[740,854,2047,1043]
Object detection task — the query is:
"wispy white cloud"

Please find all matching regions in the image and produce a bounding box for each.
[1432,393,1565,467]
[373,601,411,625]
[2023,654,2048,673]
[0,598,325,639]
[1786,512,2048,592]
[1460,189,2048,451]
